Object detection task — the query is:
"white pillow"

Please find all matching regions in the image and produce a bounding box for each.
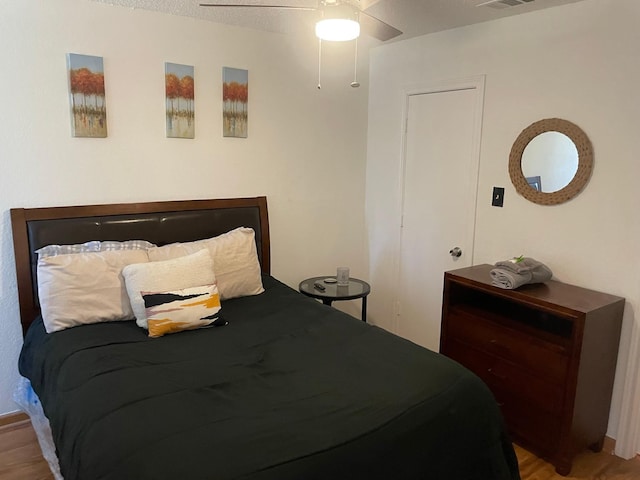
[147,227,264,300]
[122,249,216,329]
[37,249,149,333]
[37,240,155,259]
[36,241,101,258]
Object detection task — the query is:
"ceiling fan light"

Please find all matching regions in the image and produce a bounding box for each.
[315,18,360,41]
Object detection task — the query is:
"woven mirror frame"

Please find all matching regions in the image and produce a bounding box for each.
[508,118,593,206]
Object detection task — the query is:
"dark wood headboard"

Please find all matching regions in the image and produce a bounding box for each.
[10,197,270,335]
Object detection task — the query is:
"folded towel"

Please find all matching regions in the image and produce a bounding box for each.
[490,269,529,289]
[490,257,552,289]
[495,256,535,273]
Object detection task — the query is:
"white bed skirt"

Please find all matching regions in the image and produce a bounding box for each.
[14,376,63,480]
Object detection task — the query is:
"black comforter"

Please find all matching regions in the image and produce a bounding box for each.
[20,276,520,480]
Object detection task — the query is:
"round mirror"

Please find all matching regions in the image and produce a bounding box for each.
[521,132,578,193]
[509,118,593,205]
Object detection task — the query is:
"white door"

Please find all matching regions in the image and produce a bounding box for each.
[397,79,484,351]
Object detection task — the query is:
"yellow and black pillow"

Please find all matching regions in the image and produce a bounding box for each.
[143,284,223,338]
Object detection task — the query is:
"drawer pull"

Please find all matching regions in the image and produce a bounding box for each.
[487,368,507,381]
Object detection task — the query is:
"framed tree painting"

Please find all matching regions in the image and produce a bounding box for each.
[222,67,248,138]
[165,62,195,139]
[67,53,107,138]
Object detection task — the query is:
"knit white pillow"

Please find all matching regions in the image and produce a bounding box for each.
[37,249,149,333]
[122,249,216,329]
[147,227,264,300]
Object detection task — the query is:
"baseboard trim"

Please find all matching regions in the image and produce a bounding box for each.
[0,411,28,429]
[603,436,616,454]
[602,436,640,460]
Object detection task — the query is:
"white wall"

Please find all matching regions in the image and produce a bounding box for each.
[0,0,370,415]
[366,0,640,452]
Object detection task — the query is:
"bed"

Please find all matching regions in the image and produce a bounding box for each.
[11,196,520,480]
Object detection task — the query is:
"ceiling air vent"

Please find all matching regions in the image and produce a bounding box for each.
[476,0,535,9]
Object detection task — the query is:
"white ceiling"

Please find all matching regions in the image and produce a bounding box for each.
[89,0,587,44]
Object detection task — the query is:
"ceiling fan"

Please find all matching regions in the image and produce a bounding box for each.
[199,0,403,42]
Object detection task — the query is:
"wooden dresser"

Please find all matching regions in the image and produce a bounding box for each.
[439,264,624,476]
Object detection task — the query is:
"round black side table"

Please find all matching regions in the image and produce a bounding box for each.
[298,276,371,322]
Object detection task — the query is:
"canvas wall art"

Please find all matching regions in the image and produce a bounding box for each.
[165,62,195,139]
[222,67,248,138]
[67,53,107,138]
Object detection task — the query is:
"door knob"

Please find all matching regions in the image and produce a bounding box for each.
[449,247,462,258]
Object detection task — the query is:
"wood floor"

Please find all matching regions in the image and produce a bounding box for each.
[0,420,54,479]
[1,420,639,479]
[513,444,640,480]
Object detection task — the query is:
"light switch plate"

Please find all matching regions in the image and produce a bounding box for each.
[492,187,505,207]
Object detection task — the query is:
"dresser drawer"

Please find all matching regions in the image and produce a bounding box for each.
[445,340,565,414]
[493,384,561,456]
[445,310,569,384]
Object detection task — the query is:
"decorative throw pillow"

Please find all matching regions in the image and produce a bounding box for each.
[147,227,264,300]
[122,249,216,329]
[37,249,149,333]
[144,284,222,338]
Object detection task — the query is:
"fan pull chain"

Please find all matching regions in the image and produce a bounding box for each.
[317,38,322,90]
[351,37,360,88]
